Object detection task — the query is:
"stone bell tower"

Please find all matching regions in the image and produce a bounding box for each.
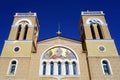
[79,11,118,56]
[79,11,120,80]
[1,12,40,57]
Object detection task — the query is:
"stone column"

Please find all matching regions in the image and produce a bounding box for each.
[46,62,50,75]
[69,62,73,75]
[54,62,58,75]
[61,62,66,75]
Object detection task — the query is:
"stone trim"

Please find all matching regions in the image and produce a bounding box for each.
[86,39,114,42]
[5,40,33,43]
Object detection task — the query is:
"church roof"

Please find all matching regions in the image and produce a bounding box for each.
[38,36,81,44]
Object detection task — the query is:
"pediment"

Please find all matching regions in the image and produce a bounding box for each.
[37,36,81,45]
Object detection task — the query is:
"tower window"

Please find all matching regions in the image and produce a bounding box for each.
[90,24,96,39]
[65,61,69,75]
[102,60,112,75]
[98,45,106,52]
[43,62,46,75]
[13,46,21,53]
[97,24,104,39]
[16,25,21,40]
[7,60,18,75]
[58,62,61,75]
[72,62,77,75]
[50,62,54,75]
[10,61,16,74]
[23,25,28,40]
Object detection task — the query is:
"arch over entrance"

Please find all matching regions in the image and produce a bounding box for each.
[39,45,80,77]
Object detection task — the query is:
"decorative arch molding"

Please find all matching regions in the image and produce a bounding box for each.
[39,45,80,78]
[7,59,18,75]
[15,18,32,27]
[86,17,104,25]
[40,45,79,61]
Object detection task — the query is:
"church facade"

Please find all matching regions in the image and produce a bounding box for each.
[0,11,120,80]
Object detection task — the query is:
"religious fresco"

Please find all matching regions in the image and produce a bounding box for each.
[43,47,77,60]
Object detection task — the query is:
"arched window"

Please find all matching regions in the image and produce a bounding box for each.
[65,61,69,75]
[97,24,103,39]
[43,62,46,75]
[7,60,18,75]
[23,25,28,40]
[50,62,54,75]
[58,62,61,75]
[40,46,80,76]
[16,20,29,40]
[16,25,21,40]
[102,60,112,75]
[87,18,104,39]
[72,61,77,75]
[90,24,96,39]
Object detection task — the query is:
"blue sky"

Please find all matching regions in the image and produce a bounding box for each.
[0,0,120,54]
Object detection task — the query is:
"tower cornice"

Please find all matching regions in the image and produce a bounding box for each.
[14,12,37,17]
[81,11,104,16]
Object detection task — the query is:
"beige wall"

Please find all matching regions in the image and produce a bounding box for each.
[1,36,120,80]
[1,41,33,57]
[0,37,90,80]
[0,57,31,80]
[88,57,120,80]
[29,37,90,80]
[86,40,118,56]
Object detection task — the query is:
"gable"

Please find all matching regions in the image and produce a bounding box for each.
[37,37,81,45]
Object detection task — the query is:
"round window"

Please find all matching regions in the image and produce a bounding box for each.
[98,45,106,52]
[13,46,21,53]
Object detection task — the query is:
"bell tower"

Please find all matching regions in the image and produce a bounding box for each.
[79,11,118,56]
[1,12,39,57]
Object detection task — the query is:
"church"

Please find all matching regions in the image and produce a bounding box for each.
[0,11,120,80]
